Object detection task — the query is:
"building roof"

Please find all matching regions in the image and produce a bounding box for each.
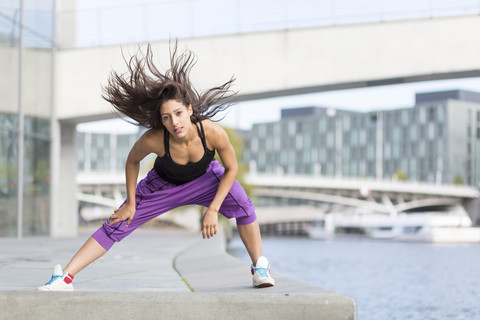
[415,90,480,104]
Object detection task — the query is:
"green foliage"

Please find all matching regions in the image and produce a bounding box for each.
[394,168,407,181]
[453,174,464,185]
[216,126,253,196]
[33,158,49,183]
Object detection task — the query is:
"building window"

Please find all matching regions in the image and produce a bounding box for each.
[344,116,350,131]
[258,124,266,138]
[392,126,400,142]
[273,123,280,136]
[411,143,417,157]
[280,150,287,165]
[419,125,426,139]
[303,134,311,148]
[266,137,273,151]
[428,123,435,140]
[318,149,326,162]
[318,118,326,132]
[367,145,375,160]
[359,129,366,145]
[274,137,281,150]
[428,107,436,121]
[295,135,303,150]
[437,105,444,122]
[419,107,426,124]
[392,143,400,158]
[327,132,334,147]
[402,110,409,125]
[419,141,426,157]
[311,148,318,162]
[410,158,417,179]
[258,152,266,167]
[437,124,443,138]
[303,149,311,164]
[251,138,258,152]
[437,140,443,155]
[384,143,391,160]
[343,146,350,160]
[296,122,303,133]
[288,121,296,136]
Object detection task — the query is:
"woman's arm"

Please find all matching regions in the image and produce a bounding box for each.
[108,129,161,226]
[201,121,238,239]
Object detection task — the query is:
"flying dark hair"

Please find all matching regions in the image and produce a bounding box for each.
[102,41,236,129]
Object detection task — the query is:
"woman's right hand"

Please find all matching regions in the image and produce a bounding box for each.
[108,203,136,227]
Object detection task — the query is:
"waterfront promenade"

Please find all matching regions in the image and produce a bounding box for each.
[0,226,357,319]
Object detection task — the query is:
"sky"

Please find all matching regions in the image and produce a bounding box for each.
[78,76,480,133]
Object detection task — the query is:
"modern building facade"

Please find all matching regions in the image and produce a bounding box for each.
[247,90,480,187]
[0,1,54,237]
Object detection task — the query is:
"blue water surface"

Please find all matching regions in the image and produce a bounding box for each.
[228,235,480,320]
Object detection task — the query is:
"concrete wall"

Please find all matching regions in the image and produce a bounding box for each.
[55,15,480,122]
[0,47,52,118]
[0,47,19,114]
[50,122,78,238]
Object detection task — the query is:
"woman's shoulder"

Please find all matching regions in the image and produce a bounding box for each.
[200,120,229,149]
[200,120,227,138]
[141,128,164,140]
[137,128,165,154]
[200,119,222,132]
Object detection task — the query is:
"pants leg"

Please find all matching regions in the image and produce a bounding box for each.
[92,169,182,250]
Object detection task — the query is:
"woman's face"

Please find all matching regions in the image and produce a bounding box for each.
[160,99,193,138]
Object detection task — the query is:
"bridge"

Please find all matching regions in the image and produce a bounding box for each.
[76,171,480,230]
[246,173,480,222]
[50,14,480,122]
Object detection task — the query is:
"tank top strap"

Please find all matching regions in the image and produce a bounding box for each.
[194,122,208,151]
[163,128,170,155]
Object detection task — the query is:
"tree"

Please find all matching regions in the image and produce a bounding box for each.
[453,174,464,185]
[393,168,407,181]
[216,126,252,195]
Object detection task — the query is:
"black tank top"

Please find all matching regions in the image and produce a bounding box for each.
[154,121,215,185]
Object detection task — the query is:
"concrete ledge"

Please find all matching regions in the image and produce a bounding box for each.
[174,234,357,319]
[1,291,354,320]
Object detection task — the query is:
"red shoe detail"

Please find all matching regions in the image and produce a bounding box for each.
[63,273,74,284]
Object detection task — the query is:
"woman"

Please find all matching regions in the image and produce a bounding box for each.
[37,43,275,291]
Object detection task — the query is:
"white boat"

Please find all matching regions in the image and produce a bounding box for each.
[308,205,480,243]
[395,226,480,243]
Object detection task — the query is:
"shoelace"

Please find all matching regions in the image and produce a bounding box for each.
[251,266,270,278]
[45,274,64,286]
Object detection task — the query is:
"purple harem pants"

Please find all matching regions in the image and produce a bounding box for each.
[92,160,257,251]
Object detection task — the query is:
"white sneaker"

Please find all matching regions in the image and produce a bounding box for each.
[251,256,275,288]
[36,264,74,291]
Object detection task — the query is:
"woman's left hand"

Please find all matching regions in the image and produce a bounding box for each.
[201,208,218,239]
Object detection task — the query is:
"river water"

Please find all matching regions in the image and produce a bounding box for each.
[227,235,480,320]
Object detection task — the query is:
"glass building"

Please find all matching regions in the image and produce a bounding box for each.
[77,130,144,173]
[247,90,480,187]
[0,0,54,237]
